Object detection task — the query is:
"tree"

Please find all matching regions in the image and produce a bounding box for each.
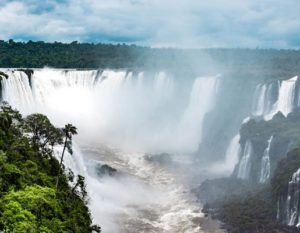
[0,201,37,232]
[0,104,97,232]
[0,185,62,232]
[72,175,88,201]
[56,124,77,189]
[0,102,22,131]
[23,114,63,154]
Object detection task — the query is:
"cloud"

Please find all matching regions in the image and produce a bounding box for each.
[0,0,299,48]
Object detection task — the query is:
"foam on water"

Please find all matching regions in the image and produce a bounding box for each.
[1,68,218,232]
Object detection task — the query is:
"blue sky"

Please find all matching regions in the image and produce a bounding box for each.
[0,0,300,48]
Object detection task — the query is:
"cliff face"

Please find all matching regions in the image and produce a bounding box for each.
[197,75,300,232]
[234,111,300,183]
[271,149,300,226]
[231,74,300,184]
[199,71,257,163]
[231,79,300,228]
[197,137,300,232]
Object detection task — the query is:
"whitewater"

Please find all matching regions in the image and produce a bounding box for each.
[0,68,220,233]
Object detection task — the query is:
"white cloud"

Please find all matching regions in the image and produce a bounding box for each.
[0,0,299,48]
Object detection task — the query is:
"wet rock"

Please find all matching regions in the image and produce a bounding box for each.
[0,71,8,80]
[96,164,117,177]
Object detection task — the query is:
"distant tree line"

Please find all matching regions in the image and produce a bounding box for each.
[1,39,300,79]
[0,39,148,69]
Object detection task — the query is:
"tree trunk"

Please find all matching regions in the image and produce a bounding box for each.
[55,136,68,189]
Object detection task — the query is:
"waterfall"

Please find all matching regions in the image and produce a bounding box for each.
[1,69,98,113]
[233,77,298,180]
[252,77,297,120]
[1,69,218,154]
[227,135,241,171]
[1,70,35,114]
[232,76,298,181]
[0,68,220,232]
[252,84,267,116]
[287,169,300,227]
[277,198,281,221]
[276,76,298,116]
[53,143,87,178]
[177,76,218,150]
[259,136,273,183]
[286,168,300,226]
[54,143,126,232]
[251,81,278,119]
[209,134,241,175]
[153,71,174,101]
[237,140,253,179]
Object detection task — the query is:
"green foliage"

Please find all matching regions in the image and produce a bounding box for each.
[23,113,63,154]
[0,185,62,232]
[1,40,300,80]
[62,123,78,155]
[56,123,78,189]
[0,201,37,232]
[0,103,100,232]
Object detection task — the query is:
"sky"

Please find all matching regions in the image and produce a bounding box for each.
[0,0,300,48]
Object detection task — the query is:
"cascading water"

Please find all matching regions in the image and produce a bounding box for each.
[237,140,253,179]
[231,76,298,181]
[277,198,281,221]
[1,70,35,114]
[225,76,300,228]
[259,136,273,183]
[1,68,218,154]
[0,68,219,233]
[252,84,268,116]
[286,168,300,227]
[209,134,241,176]
[276,76,298,117]
[252,82,279,119]
[223,81,277,180]
[251,77,298,120]
[177,77,218,151]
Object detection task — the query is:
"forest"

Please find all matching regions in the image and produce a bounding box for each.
[0,102,100,232]
[1,40,300,80]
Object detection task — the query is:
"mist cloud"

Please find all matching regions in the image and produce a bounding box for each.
[0,0,299,48]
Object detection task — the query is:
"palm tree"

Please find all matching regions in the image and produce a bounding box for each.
[56,124,77,189]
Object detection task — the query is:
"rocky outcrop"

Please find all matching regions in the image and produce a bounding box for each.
[17,69,34,87]
[196,77,300,232]
[196,176,300,233]
[0,71,8,80]
[271,149,300,226]
[95,164,117,177]
[0,71,9,100]
[233,110,300,183]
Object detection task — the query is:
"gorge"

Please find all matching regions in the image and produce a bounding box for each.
[1,64,300,232]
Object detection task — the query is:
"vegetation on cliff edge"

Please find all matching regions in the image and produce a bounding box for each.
[0,102,100,232]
